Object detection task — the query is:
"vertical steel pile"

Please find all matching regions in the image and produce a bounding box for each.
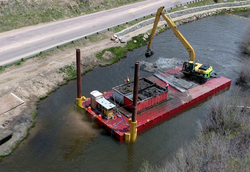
[76,49,83,107]
[125,61,140,142]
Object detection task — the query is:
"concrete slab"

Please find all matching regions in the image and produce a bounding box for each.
[0,128,13,145]
[0,93,24,115]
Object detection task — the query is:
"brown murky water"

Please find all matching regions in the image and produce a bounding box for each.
[0,14,249,172]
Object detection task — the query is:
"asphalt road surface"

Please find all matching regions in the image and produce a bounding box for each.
[0,0,189,66]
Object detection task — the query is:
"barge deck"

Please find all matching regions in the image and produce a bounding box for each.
[81,66,231,141]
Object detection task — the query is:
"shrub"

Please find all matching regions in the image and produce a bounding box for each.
[236,59,250,84]
[140,94,250,172]
[242,21,250,55]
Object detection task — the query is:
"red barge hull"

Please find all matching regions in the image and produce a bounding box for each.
[81,66,231,141]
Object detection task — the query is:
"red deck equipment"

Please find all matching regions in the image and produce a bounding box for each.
[81,66,231,142]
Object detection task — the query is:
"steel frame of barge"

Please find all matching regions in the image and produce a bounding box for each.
[80,66,231,142]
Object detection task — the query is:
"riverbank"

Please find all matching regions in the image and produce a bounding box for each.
[140,92,250,171]
[1,2,250,159]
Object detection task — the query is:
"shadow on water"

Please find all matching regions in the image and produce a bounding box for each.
[0,14,249,172]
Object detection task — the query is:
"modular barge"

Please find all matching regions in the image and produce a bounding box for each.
[80,66,231,142]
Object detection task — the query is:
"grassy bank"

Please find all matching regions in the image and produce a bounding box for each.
[96,34,150,65]
[1,0,248,33]
[0,61,97,158]
[0,0,144,33]
[56,32,150,82]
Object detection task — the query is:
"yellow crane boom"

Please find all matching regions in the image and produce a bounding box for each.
[146,6,195,62]
[145,6,213,81]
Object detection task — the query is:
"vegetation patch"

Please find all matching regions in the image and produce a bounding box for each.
[0,0,144,33]
[59,63,96,81]
[59,64,77,81]
[58,33,151,81]
[140,94,250,172]
[97,33,150,66]
[236,59,250,84]
[241,21,250,55]
[236,20,250,85]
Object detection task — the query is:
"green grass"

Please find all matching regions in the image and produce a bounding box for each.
[96,33,150,66]
[59,63,96,81]
[0,0,145,33]
[58,32,151,80]
[59,64,77,81]
[89,33,108,42]
[0,59,27,73]
[231,6,250,13]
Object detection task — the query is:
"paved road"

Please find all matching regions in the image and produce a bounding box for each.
[0,0,188,66]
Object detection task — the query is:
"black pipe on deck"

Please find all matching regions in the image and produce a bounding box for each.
[132,61,140,122]
[76,49,81,99]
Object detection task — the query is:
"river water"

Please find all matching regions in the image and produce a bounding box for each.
[0,14,249,172]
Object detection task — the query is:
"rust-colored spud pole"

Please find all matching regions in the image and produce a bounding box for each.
[76,49,83,107]
[132,61,140,122]
[76,49,81,98]
[125,61,139,142]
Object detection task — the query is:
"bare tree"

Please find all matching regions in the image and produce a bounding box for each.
[242,21,250,55]
[140,94,250,172]
[236,59,250,84]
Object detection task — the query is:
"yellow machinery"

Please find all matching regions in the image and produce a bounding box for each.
[125,118,137,142]
[90,90,115,119]
[76,96,87,108]
[146,6,213,80]
[96,97,115,119]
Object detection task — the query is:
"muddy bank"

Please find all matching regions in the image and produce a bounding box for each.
[0,35,120,156]
[1,4,250,157]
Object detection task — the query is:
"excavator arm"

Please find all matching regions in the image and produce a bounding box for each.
[145,6,195,62]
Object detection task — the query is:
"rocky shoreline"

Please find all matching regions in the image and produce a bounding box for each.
[1,2,250,158]
[114,1,250,42]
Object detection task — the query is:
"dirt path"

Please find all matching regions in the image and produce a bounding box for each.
[0,31,124,155]
[0,4,249,156]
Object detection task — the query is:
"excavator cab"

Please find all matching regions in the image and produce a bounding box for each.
[182,61,194,73]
